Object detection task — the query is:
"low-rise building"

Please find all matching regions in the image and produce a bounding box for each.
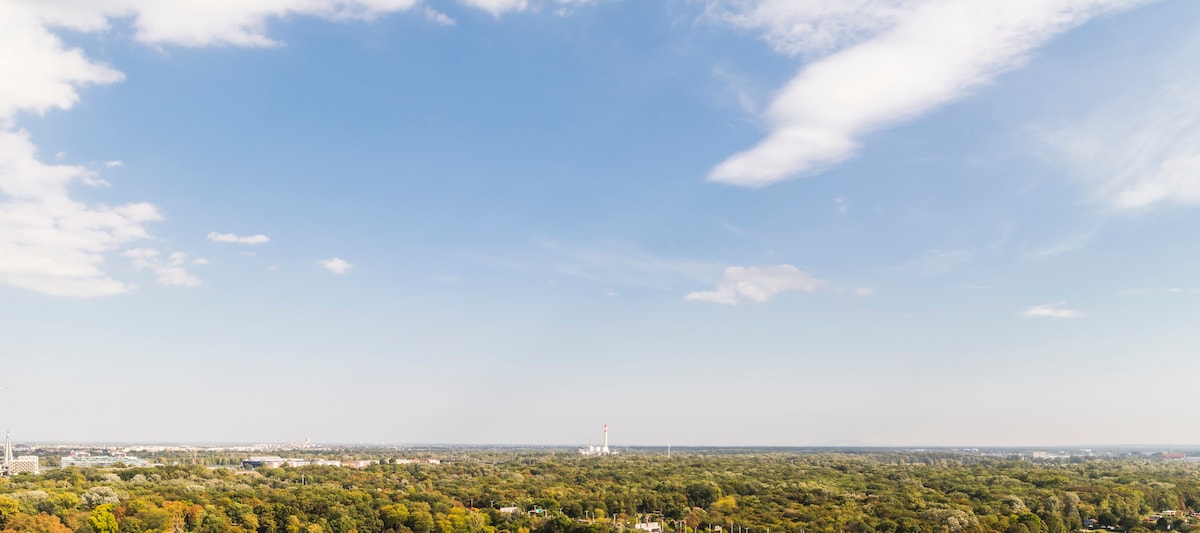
[61,451,148,468]
[243,456,287,468]
[635,522,662,533]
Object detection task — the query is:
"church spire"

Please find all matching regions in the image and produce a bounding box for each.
[3,431,12,468]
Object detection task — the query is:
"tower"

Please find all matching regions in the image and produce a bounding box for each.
[602,424,609,454]
[4,431,12,465]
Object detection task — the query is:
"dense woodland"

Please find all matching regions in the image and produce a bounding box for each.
[3,451,1200,533]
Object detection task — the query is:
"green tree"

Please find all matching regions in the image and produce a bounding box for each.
[88,504,120,533]
[0,496,20,529]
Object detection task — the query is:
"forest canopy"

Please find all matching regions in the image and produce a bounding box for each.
[2,451,1198,533]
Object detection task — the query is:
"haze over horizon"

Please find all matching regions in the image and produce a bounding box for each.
[3,0,1200,447]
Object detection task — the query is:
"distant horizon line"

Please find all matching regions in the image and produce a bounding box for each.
[8,440,1200,451]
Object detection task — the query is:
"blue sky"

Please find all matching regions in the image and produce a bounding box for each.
[3,0,1200,446]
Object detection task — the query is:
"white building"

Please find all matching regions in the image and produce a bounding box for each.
[61,451,147,468]
[1,431,39,476]
[635,523,662,533]
[579,424,616,456]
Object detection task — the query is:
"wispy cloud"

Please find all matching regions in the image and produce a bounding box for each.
[706,0,1152,186]
[949,283,993,291]
[711,65,762,116]
[905,249,972,275]
[207,232,270,245]
[1021,301,1082,319]
[474,240,723,290]
[1043,68,1200,210]
[1026,233,1092,258]
[123,249,203,288]
[423,7,456,26]
[103,160,123,168]
[686,264,825,305]
[1119,287,1200,296]
[318,257,354,275]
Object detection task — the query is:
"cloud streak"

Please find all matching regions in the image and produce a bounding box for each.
[1021,301,1082,319]
[1043,65,1200,210]
[707,0,1152,187]
[686,264,825,305]
[208,232,270,245]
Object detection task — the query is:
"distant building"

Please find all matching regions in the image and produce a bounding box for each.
[580,424,615,456]
[244,457,381,469]
[1,432,39,476]
[1163,452,1186,460]
[243,456,287,468]
[498,507,520,514]
[62,451,148,468]
[635,523,662,533]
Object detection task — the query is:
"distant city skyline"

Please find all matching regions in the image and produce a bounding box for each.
[3,0,1200,446]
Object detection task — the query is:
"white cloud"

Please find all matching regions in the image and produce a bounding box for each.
[123,248,202,287]
[458,0,529,17]
[207,231,270,244]
[424,7,456,25]
[73,0,421,48]
[318,257,354,274]
[834,195,848,214]
[0,128,160,297]
[103,159,123,168]
[0,2,125,123]
[193,257,210,265]
[1021,301,1082,319]
[686,264,825,305]
[1044,73,1200,210]
[707,0,1153,187]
